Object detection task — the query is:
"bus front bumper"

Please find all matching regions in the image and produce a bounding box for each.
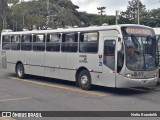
[116,76,158,88]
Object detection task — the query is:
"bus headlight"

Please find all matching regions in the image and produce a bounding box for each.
[126,73,132,78]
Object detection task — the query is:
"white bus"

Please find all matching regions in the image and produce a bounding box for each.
[1,24,159,90]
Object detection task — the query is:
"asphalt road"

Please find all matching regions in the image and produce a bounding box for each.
[0,70,160,120]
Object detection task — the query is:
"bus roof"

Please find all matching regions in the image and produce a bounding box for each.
[1,24,153,35]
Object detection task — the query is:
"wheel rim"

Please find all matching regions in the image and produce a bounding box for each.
[17,66,23,77]
[81,75,89,86]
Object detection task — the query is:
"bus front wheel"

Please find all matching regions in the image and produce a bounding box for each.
[16,64,25,79]
[78,70,92,90]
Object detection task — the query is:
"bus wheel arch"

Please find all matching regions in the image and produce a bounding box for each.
[15,61,25,79]
[76,67,92,90]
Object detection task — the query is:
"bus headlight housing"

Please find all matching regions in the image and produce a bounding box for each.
[126,73,132,78]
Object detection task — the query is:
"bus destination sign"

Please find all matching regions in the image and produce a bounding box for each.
[122,27,153,36]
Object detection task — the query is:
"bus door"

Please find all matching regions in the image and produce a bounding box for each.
[102,37,117,87]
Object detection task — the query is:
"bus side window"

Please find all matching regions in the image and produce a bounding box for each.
[61,33,78,52]
[33,34,45,51]
[2,35,11,50]
[103,40,115,71]
[11,35,20,50]
[21,35,32,51]
[79,32,98,53]
[46,34,61,52]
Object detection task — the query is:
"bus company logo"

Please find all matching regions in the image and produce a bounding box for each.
[79,55,88,63]
[2,112,11,117]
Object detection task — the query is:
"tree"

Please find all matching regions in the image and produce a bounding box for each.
[8,0,19,5]
[6,0,81,30]
[0,0,8,30]
[120,0,146,24]
[141,8,160,27]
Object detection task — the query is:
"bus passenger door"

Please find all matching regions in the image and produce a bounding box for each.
[102,38,116,87]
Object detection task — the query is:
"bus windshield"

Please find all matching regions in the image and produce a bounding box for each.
[124,35,158,70]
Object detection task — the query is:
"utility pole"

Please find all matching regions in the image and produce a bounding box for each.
[46,0,50,26]
[97,7,106,25]
[97,7,106,16]
[47,0,49,15]
[116,10,120,25]
[22,13,25,28]
[2,15,7,29]
[15,21,17,31]
[137,0,140,24]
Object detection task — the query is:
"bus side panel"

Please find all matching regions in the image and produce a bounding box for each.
[6,51,25,73]
[44,52,65,79]
[24,51,45,76]
[78,54,103,85]
[90,72,104,86]
[60,69,76,81]
[64,53,103,83]
[64,53,79,81]
[89,38,105,86]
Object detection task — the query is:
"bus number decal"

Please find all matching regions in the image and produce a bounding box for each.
[79,55,88,63]
[133,72,144,77]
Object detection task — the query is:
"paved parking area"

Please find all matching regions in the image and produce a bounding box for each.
[0,71,160,120]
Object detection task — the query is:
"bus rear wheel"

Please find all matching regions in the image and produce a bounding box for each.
[78,70,92,90]
[16,64,25,79]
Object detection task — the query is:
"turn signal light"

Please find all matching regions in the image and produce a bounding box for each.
[99,55,102,59]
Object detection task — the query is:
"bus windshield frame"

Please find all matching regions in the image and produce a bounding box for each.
[121,26,159,71]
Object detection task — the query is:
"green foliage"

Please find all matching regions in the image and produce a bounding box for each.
[120,0,146,24]
[75,12,114,26]
[140,9,160,27]
[0,0,8,31]
[119,0,160,27]
[8,0,19,5]
[3,0,82,31]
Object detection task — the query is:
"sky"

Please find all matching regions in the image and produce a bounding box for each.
[71,0,160,15]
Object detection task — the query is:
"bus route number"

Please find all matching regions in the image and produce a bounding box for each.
[133,72,144,77]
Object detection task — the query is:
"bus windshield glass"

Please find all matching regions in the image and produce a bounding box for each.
[121,26,158,71]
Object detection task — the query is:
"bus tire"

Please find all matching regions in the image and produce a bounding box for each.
[78,70,92,90]
[16,63,25,79]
